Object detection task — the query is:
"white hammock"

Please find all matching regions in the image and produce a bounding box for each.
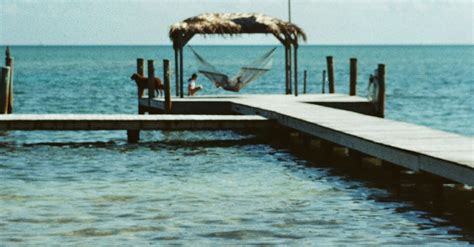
[189,46,276,92]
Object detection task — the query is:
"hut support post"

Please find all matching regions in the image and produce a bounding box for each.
[179,46,184,98]
[288,44,292,95]
[5,48,13,113]
[326,56,335,93]
[349,58,357,96]
[174,48,179,97]
[1,67,11,114]
[293,43,298,96]
[303,70,307,94]
[147,60,155,105]
[127,130,139,144]
[377,64,385,118]
[284,45,290,94]
[163,59,172,113]
[322,70,326,94]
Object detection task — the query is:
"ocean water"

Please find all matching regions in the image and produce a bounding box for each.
[0,45,473,245]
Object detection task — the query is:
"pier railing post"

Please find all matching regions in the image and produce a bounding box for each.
[147,60,155,104]
[377,64,385,118]
[1,67,11,114]
[303,70,307,94]
[163,59,172,113]
[5,47,13,113]
[326,56,335,93]
[349,58,357,96]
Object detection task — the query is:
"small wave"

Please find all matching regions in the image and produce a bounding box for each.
[200,230,303,240]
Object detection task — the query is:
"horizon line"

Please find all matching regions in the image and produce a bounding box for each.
[1,43,473,47]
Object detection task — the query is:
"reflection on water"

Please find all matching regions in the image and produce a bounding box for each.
[0,131,472,245]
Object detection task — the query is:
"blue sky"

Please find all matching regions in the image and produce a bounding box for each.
[0,0,472,45]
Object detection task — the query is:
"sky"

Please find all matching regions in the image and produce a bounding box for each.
[0,0,472,45]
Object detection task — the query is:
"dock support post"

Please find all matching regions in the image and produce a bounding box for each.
[1,67,11,114]
[174,48,179,97]
[349,58,357,96]
[163,59,172,113]
[147,60,155,104]
[377,64,385,118]
[322,70,326,94]
[5,47,13,113]
[179,46,184,98]
[303,70,307,94]
[284,44,291,94]
[127,130,139,144]
[326,56,335,93]
[293,43,298,96]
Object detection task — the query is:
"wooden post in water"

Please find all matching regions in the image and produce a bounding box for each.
[322,70,326,94]
[5,47,13,113]
[179,47,184,98]
[174,48,179,97]
[163,59,172,113]
[303,70,307,94]
[293,43,298,96]
[377,64,385,118]
[349,58,357,96]
[1,67,11,114]
[326,56,335,93]
[127,130,139,144]
[147,60,155,101]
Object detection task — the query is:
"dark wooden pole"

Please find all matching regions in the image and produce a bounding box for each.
[322,70,326,94]
[136,58,145,114]
[377,64,385,118]
[284,45,289,94]
[174,48,179,97]
[288,44,292,95]
[293,44,298,96]
[303,70,307,94]
[5,47,13,113]
[1,67,11,114]
[163,59,172,113]
[349,58,357,96]
[326,56,335,93]
[127,130,139,144]
[179,47,184,98]
[147,60,155,102]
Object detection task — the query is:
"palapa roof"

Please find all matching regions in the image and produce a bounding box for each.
[169,13,306,44]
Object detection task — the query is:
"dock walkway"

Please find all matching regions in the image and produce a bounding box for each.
[143,94,474,185]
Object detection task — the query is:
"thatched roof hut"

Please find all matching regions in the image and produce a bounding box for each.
[169,13,306,45]
[170,13,306,98]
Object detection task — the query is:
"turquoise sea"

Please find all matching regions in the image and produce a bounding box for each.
[0,45,473,245]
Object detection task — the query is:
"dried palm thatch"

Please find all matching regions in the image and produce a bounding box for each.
[169,13,306,45]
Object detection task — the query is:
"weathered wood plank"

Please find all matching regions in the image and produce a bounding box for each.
[0,114,271,131]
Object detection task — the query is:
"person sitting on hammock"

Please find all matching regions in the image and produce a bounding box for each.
[215,76,243,92]
[188,73,203,96]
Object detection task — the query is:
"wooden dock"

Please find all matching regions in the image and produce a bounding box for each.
[0,114,270,131]
[140,94,474,186]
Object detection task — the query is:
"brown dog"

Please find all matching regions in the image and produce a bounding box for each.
[131,73,164,97]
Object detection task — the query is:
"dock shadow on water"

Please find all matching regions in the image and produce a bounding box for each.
[0,130,472,245]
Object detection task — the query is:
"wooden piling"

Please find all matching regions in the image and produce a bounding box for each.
[293,44,298,96]
[5,47,13,113]
[179,47,184,98]
[127,130,140,144]
[1,67,11,114]
[163,59,172,113]
[303,70,307,94]
[326,56,335,93]
[322,70,326,94]
[147,60,155,100]
[174,49,179,97]
[349,58,357,96]
[377,64,385,118]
